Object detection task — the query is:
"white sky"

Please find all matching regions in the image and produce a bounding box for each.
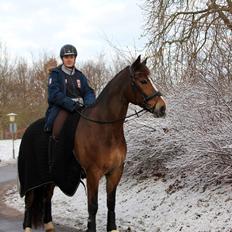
[0,0,147,62]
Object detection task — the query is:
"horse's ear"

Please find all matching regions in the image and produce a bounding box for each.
[131,55,141,70]
[142,57,148,65]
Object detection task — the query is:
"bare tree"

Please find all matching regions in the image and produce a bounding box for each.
[80,54,111,95]
[0,43,14,138]
[143,0,232,86]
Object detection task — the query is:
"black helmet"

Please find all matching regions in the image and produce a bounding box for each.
[60,44,78,58]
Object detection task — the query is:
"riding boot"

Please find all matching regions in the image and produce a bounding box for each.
[48,136,58,173]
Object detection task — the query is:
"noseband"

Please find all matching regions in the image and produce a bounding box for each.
[129,66,162,113]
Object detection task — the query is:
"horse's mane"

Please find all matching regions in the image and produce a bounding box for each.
[85,62,150,109]
[85,66,129,109]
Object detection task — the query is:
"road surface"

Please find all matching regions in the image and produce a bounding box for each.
[0,163,79,232]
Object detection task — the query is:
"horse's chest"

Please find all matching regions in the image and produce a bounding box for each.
[107,144,126,163]
[110,146,125,156]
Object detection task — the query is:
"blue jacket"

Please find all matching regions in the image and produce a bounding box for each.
[44,66,96,131]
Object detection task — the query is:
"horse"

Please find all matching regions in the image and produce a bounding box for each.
[20,55,166,232]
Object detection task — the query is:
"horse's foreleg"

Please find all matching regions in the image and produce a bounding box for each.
[23,191,34,231]
[86,170,101,232]
[43,184,55,232]
[106,165,124,232]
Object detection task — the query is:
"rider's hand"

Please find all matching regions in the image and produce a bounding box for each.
[74,102,83,112]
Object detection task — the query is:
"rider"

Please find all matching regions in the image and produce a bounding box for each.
[44,44,96,139]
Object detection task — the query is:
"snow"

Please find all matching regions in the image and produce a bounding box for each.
[4,176,232,231]
[0,139,20,167]
[2,81,232,231]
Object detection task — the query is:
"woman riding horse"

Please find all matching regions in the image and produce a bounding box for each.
[44,44,96,154]
[20,54,166,232]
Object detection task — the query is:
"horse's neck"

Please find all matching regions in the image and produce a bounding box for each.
[88,72,130,122]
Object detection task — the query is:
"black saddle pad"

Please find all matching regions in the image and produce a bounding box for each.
[51,112,82,195]
[18,113,82,197]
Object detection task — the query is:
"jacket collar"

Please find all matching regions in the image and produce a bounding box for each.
[61,64,76,75]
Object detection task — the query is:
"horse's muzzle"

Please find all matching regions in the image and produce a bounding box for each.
[153,105,166,118]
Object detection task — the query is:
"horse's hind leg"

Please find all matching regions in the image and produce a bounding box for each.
[106,165,124,232]
[23,191,34,232]
[43,184,55,232]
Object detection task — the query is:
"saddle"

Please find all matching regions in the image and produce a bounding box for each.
[18,113,82,197]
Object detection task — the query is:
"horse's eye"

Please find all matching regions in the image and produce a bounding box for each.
[140,80,148,84]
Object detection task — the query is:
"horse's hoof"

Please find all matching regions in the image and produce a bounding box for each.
[45,229,55,232]
[24,228,32,232]
[44,222,55,232]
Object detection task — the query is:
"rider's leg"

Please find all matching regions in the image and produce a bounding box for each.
[48,110,70,170]
[52,110,70,139]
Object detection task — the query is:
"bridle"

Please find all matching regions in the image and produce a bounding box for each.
[129,66,162,113]
[76,65,162,124]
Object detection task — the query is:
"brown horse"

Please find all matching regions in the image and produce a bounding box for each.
[22,55,166,232]
[75,55,166,231]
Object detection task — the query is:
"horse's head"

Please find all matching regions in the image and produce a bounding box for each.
[126,55,166,118]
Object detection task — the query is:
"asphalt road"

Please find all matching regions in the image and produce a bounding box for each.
[0,163,80,232]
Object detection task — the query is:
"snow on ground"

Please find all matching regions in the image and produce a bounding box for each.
[2,81,232,231]
[4,175,232,231]
[0,139,20,167]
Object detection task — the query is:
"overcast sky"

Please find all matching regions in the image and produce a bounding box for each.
[0,0,147,62]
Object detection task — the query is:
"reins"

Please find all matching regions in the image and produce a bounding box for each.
[76,107,147,124]
[75,65,162,124]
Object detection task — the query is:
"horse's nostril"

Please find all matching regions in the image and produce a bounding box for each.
[160,106,166,114]
[153,105,166,118]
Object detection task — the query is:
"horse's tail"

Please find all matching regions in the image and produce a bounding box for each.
[30,187,44,228]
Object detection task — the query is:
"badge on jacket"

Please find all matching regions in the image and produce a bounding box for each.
[49,78,52,85]
[77,79,81,88]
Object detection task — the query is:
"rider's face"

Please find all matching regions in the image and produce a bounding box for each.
[62,55,76,67]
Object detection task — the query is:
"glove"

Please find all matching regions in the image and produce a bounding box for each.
[74,102,83,112]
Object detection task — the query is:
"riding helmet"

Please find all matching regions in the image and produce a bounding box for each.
[60,44,78,58]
